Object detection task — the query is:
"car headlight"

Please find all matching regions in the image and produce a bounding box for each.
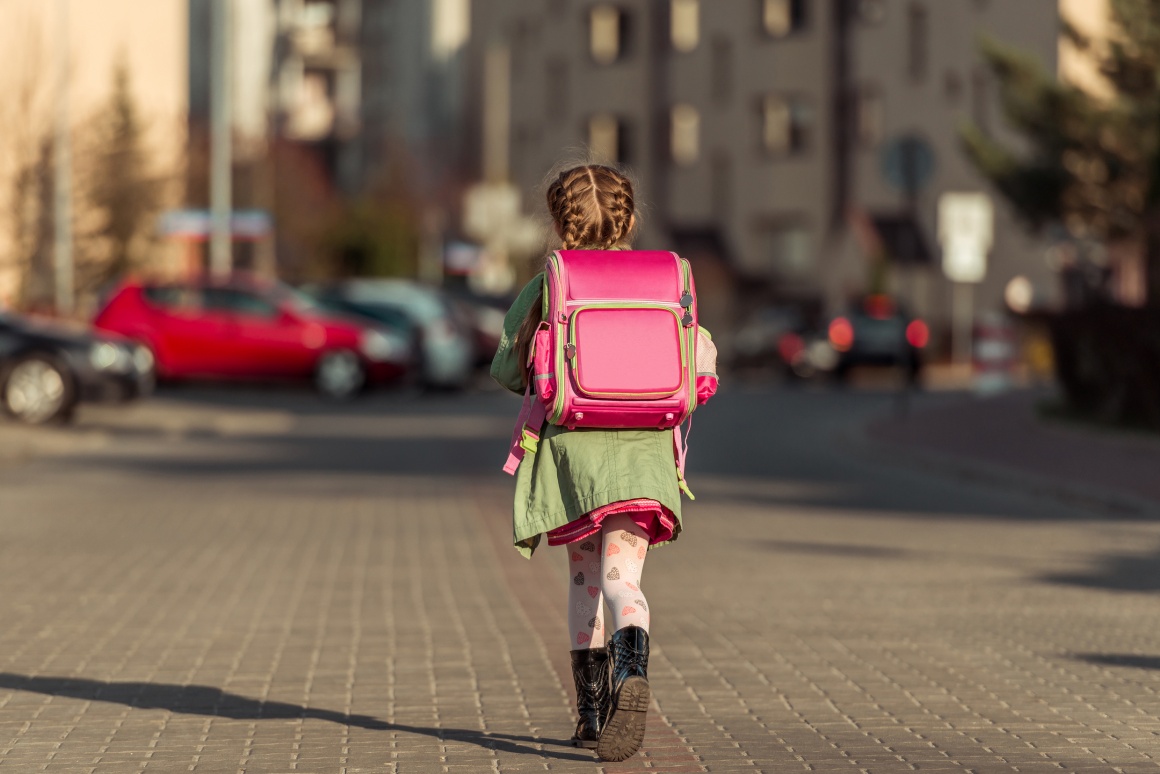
[133,345,155,374]
[90,341,133,373]
[359,329,396,362]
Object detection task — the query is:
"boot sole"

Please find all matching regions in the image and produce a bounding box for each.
[596,676,649,762]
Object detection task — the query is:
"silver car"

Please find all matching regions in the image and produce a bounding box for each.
[305,280,475,389]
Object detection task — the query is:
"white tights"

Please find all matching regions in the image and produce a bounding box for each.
[567,513,651,649]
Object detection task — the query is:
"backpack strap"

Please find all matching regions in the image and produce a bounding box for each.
[673,418,695,500]
[503,386,547,475]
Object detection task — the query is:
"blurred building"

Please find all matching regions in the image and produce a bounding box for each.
[467,0,1063,346]
[1058,0,1111,99]
[0,0,189,308]
[188,0,467,195]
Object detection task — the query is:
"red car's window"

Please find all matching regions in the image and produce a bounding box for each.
[142,286,200,312]
[203,289,279,319]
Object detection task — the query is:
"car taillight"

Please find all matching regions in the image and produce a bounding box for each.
[777,332,804,363]
[828,317,854,352]
[906,319,930,348]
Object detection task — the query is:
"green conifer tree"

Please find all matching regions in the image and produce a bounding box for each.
[962,0,1160,305]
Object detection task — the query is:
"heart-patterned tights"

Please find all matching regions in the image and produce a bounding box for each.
[566,513,651,649]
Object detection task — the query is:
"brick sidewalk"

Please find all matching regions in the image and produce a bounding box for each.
[1,390,1160,772]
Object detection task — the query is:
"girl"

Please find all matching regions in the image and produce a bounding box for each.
[491,164,716,762]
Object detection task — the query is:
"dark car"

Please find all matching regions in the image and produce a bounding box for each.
[0,311,153,424]
[826,295,929,384]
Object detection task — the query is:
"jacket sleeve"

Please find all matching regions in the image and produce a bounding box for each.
[490,274,544,395]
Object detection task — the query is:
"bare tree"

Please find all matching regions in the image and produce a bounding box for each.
[81,58,164,292]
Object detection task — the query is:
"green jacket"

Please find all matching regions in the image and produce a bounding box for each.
[491,274,685,558]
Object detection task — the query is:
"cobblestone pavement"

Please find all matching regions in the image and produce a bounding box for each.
[1,386,1159,773]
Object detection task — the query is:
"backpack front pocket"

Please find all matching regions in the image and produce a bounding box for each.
[569,306,686,399]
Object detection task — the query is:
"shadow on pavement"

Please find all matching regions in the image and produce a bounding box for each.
[1073,653,1160,671]
[1040,544,1160,593]
[45,385,1160,524]
[0,674,593,762]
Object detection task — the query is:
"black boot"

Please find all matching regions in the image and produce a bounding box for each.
[597,626,650,761]
[569,647,610,748]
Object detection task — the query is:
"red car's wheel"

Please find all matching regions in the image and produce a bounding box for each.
[315,350,365,400]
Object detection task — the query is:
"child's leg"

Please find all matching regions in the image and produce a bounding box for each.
[599,513,651,633]
[567,538,606,648]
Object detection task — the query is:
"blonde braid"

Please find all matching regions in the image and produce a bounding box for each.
[519,164,638,372]
[598,167,635,246]
[547,167,592,249]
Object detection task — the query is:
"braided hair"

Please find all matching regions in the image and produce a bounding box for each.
[515,165,638,376]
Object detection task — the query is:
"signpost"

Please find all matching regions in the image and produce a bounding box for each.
[880,134,936,205]
[937,192,994,367]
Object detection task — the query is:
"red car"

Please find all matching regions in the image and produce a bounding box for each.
[94,278,413,398]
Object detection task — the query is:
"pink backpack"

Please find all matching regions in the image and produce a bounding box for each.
[503,250,718,489]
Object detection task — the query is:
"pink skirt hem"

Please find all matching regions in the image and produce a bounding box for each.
[545,498,677,547]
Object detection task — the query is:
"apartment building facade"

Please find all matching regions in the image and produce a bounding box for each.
[468,0,1060,338]
[188,0,466,195]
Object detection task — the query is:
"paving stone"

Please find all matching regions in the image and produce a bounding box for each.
[1,389,1159,772]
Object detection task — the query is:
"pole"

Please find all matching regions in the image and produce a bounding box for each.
[209,0,232,279]
[53,0,74,316]
[953,281,974,369]
[482,45,510,185]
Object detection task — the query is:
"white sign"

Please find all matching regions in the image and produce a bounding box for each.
[938,192,993,283]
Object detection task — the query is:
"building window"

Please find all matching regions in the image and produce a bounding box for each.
[762,0,807,38]
[855,87,884,147]
[546,58,568,119]
[857,0,886,24]
[711,152,732,219]
[589,113,627,163]
[761,95,812,154]
[907,3,928,81]
[671,0,699,52]
[286,70,336,139]
[944,70,963,102]
[671,104,700,165]
[292,0,339,54]
[590,5,630,64]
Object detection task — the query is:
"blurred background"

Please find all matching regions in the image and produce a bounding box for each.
[0,0,1156,429]
[7,7,1160,770]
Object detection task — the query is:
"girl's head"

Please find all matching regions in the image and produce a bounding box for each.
[514,164,639,370]
[545,165,637,250]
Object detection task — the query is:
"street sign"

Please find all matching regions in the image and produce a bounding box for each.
[880,134,936,196]
[159,209,272,241]
[938,192,993,283]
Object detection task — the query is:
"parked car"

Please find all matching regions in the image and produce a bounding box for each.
[824,295,928,384]
[0,311,153,424]
[447,292,508,368]
[93,278,412,399]
[302,279,474,389]
[732,306,810,372]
